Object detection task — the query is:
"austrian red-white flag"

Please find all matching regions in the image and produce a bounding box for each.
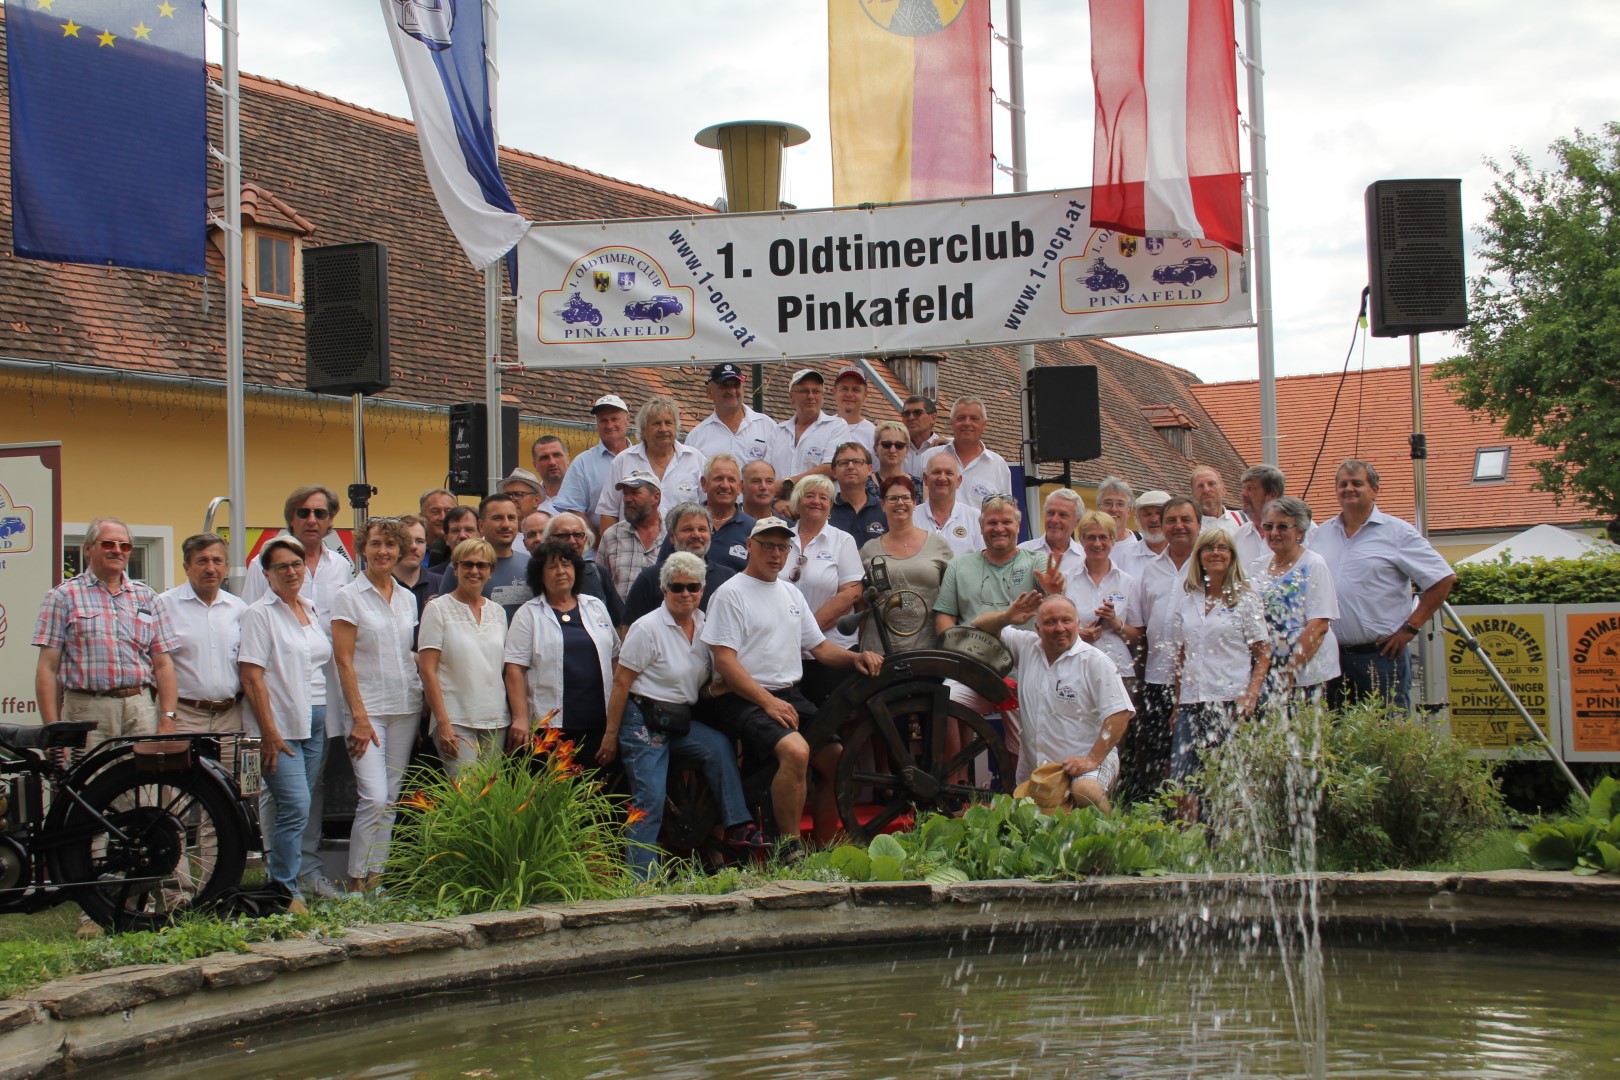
[1088,0,1243,253]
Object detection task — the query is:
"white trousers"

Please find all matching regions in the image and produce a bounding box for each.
[347,713,418,878]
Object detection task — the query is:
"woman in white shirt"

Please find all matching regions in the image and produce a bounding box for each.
[787,474,863,703]
[332,518,424,892]
[238,536,330,913]
[1171,528,1270,821]
[1249,496,1340,703]
[504,541,618,768]
[601,552,764,879]
[418,537,510,778]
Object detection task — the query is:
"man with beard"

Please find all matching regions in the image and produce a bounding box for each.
[599,472,666,603]
[621,502,739,626]
[1112,489,1170,582]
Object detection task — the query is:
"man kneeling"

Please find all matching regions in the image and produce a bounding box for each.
[974,592,1134,813]
[702,518,883,855]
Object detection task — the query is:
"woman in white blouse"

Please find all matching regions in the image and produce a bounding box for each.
[418,537,510,778]
[504,541,618,768]
[601,552,764,878]
[238,536,330,914]
[1171,527,1270,822]
[332,518,424,892]
[1249,496,1340,703]
[788,474,863,704]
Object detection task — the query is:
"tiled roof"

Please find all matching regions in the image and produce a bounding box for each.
[1189,365,1593,533]
[0,43,1245,500]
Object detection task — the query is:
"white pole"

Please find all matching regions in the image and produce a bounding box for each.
[1244,0,1279,467]
[219,0,247,585]
[483,0,504,492]
[1006,1,1036,490]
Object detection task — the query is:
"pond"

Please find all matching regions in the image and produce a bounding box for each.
[104,935,1619,1078]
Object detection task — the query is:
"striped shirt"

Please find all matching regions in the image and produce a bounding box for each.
[598,521,667,603]
[33,573,178,692]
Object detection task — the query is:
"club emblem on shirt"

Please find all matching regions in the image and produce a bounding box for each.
[1056,682,1078,701]
[953,526,967,538]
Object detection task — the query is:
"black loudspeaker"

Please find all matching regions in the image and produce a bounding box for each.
[448,402,519,496]
[1364,179,1468,338]
[1029,365,1102,462]
[303,241,391,394]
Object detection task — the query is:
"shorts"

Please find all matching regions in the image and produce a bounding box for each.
[707,685,820,764]
[1072,748,1121,792]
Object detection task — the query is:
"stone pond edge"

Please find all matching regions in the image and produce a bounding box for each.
[4,869,1618,1079]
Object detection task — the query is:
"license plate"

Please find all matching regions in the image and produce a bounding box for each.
[238,745,263,797]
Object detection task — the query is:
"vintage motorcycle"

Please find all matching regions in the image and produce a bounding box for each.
[556,292,604,326]
[1082,258,1131,294]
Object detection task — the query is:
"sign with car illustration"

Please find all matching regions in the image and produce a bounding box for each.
[516,185,1252,369]
[0,443,60,725]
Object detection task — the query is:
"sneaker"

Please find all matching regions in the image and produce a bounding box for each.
[299,875,349,901]
[723,822,770,852]
[776,838,807,866]
[75,915,104,940]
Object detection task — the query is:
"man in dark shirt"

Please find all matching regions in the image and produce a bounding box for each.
[828,441,886,541]
[622,503,737,627]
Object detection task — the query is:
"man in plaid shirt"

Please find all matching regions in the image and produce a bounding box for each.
[33,517,180,746]
[597,472,666,605]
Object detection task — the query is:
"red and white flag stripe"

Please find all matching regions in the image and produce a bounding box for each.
[1089,0,1244,253]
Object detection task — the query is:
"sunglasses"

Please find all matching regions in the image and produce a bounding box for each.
[1259,522,1299,533]
[665,581,702,594]
[269,560,304,573]
[877,440,907,450]
[788,553,808,582]
[901,409,929,418]
[96,540,134,553]
[458,560,493,571]
[295,507,332,521]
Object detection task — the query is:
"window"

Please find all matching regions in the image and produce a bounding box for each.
[62,524,174,590]
[1473,447,1510,482]
[256,233,294,301]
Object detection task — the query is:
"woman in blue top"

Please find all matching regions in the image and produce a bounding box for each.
[1247,496,1340,703]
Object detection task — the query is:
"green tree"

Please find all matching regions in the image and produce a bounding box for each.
[1440,123,1620,534]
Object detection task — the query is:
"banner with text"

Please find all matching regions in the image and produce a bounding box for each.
[0,443,61,726]
[516,187,1252,369]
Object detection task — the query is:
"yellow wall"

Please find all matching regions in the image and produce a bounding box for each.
[0,369,592,584]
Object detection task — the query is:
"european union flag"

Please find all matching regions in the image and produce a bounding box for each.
[7,0,206,274]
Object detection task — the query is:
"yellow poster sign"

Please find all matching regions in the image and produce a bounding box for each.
[1562,608,1620,757]
[1444,608,1557,754]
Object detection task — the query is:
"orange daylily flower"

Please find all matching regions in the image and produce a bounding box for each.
[398,790,436,812]
[477,775,497,799]
[625,806,649,828]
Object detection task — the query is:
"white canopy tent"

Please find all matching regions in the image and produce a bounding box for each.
[1456,523,1617,565]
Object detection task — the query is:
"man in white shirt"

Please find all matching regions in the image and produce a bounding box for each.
[530,436,570,505]
[770,369,849,490]
[1308,458,1455,711]
[974,592,1134,812]
[1124,495,1200,799]
[832,366,876,450]
[1113,489,1170,582]
[554,394,633,529]
[1018,488,1086,582]
[158,533,249,765]
[1191,465,1244,536]
[1233,464,1285,566]
[915,453,984,556]
[684,363,777,464]
[901,394,947,476]
[703,517,883,855]
[921,396,1012,510]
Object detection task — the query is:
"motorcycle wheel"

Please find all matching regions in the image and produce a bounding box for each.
[589,311,603,326]
[1114,279,1129,293]
[51,759,247,932]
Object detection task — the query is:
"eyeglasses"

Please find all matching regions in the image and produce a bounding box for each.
[268,559,304,573]
[458,560,493,571]
[833,459,868,468]
[1259,523,1298,533]
[295,507,332,521]
[95,540,134,553]
[883,494,914,505]
[550,531,586,542]
[754,539,792,554]
[877,440,907,450]
[665,581,702,594]
[788,553,808,582]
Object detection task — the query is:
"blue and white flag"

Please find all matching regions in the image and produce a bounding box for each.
[6,0,207,274]
[380,0,529,269]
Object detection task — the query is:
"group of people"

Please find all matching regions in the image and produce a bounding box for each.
[31,364,1456,895]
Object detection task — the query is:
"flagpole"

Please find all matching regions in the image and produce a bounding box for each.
[1005,0,1037,496]
[1244,0,1279,467]
[217,0,248,585]
[483,0,504,493]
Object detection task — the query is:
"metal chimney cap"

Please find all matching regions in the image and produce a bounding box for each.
[694,120,811,150]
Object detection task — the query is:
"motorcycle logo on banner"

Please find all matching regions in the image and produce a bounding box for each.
[1060,232,1232,315]
[536,247,695,346]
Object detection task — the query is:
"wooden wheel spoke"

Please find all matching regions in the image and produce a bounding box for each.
[849,770,902,789]
[864,698,916,767]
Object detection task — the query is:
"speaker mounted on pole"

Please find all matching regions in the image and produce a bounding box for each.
[1364,179,1468,338]
[304,241,391,395]
[1028,365,1102,463]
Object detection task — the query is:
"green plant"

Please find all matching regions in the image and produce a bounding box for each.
[1449,551,1620,606]
[1200,700,1508,871]
[1519,776,1620,874]
[385,731,636,911]
[804,794,1205,884]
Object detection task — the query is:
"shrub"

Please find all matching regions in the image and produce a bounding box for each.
[1200,700,1507,871]
[1450,550,1620,605]
[1519,776,1620,874]
[385,730,636,911]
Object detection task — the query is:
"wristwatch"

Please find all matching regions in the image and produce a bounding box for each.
[160,711,178,721]
[1401,622,1421,636]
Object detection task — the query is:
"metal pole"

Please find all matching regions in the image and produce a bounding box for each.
[1409,335,1427,537]
[1006,1,1037,488]
[1441,601,1588,804]
[219,0,247,588]
[352,392,369,539]
[483,0,504,494]
[1244,0,1278,467]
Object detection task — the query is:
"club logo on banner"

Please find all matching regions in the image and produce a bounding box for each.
[515,187,1252,370]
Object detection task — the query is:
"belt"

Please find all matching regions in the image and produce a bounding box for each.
[178,694,242,714]
[67,685,150,699]
[1341,641,1386,654]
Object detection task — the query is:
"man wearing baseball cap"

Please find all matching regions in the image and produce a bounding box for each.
[832,366,876,451]
[702,516,883,858]
[598,472,666,604]
[769,368,849,493]
[554,393,632,529]
[685,362,777,465]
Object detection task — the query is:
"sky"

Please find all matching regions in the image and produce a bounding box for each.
[214,1,1620,387]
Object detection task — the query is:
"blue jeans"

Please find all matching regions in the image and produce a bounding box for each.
[1333,645,1411,711]
[262,708,327,896]
[617,700,750,879]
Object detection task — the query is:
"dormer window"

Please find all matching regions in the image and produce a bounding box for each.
[256,232,295,301]
[207,182,315,307]
[1142,404,1198,457]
